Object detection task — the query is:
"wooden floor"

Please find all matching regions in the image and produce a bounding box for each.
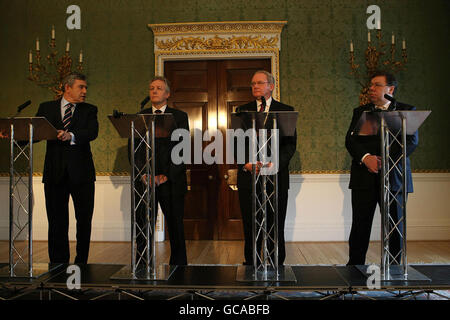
[1,240,449,265]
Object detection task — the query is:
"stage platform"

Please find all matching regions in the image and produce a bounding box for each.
[0,263,448,300]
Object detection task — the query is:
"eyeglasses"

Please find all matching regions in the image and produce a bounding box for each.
[369,83,388,88]
[251,81,269,87]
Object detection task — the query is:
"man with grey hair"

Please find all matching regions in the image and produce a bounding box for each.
[236,70,297,266]
[36,71,98,264]
[130,76,189,266]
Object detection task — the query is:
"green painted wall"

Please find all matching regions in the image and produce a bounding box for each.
[1,0,449,174]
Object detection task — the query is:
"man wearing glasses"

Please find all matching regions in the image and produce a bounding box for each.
[236,70,297,267]
[345,71,419,265]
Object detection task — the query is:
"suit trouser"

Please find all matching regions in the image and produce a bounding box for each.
[136,182,187,266]
[238,184,288,266]
[348,188,406,265]
[44,179,95,264]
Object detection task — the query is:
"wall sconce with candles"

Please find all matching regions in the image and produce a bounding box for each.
[28,26,84,99]
[349,23,408,105]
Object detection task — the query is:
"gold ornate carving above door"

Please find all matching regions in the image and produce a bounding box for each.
[148,21,287,100]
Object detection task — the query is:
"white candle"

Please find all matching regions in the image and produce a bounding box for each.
[368,31,371,42]
[36,38,40,51]
[51,25,55,40]
[66,40,70,52]
[402,39,406,50]
[391,33,395,45]
[29,51,32,63]
[79,50,83,63]
[350,41,354,52]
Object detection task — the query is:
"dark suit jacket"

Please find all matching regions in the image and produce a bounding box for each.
[235,99,297,192]
[345,102,419,192]
[36,99,98,185]
[132,106,189,196]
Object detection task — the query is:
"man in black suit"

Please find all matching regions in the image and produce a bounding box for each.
[236,70,297,266]
[36,72,98,264]
[132,76,189,266]
[345,71,418,265]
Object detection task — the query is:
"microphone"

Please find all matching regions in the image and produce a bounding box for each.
[17,100,31,113]
[384,94,397,110]
[113,110,124,118]
[261,96,266,109]
[140,96,150,109]
[261,96,271,127]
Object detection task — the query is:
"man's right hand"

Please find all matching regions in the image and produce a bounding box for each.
[141,174,168,186]
[244,162,265,175]
[362,155,381,173]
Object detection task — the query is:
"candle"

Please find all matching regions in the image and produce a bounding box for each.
[391,33,395,45]
[368,31,371,43]
[51,25,55,40]
[36,38,40,51]
[350,41,354,52]
[66,40,70,52]
[79,50,83,63]
[402,39,406,50]
[29,51,32,63]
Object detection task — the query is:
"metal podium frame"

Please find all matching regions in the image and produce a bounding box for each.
[355,110,431,281]
[233,111,297,282]
[108,114,177,281]
[0,117,60,278]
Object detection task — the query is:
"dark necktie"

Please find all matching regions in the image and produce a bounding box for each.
[63,103,73,129]
[259,97,266,112]
[154,109,162,114]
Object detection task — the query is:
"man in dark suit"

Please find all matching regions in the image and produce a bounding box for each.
[236,70,297,266]
[132,76,189,266]
[36,72,98,264]
[345,71,418,265]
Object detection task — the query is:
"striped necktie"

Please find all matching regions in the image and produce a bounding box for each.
[63,103,73,129]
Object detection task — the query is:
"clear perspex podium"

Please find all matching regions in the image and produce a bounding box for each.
[354,110,431,281]
[231,111,298,282]
[0,117,60,278]
[108,113,178,280]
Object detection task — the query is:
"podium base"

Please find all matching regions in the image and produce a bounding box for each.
[110,264,177,281]
[236,265,296,282]
[0,263,61,279]
[356,265,431,281]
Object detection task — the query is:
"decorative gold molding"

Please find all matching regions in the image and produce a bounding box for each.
[150,21,285,100]
[156,35,279,51]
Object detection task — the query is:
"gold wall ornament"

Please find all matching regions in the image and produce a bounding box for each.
[156,35,279,51]
[28,26,84,99]
[349,29,408,106]
[149,21,286,101]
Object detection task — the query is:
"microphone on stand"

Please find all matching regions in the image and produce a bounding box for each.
[384,94,397,111]
[113,110,124,118]
[140,96,150,110]
[17,100,32,113]
[11,100,32,118]
[260,96,266,112]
